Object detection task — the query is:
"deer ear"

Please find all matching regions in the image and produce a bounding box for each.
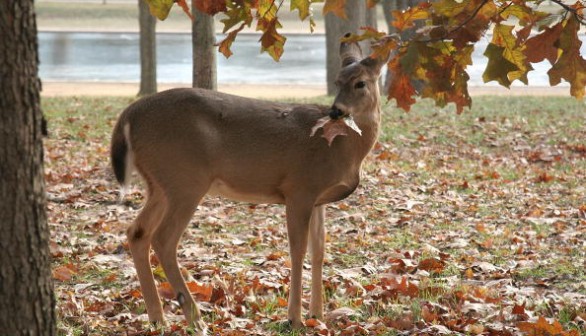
[360,55,387,75]
[339,33,363,67]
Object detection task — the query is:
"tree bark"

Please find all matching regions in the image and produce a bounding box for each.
[192,3,217,90]
[325,2,376,95]
[138,0,157,96]
[0,1,56,335]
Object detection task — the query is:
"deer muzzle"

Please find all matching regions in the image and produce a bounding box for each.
[328,105,347,120]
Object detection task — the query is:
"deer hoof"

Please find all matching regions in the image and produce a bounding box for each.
[191,320,208,336]
[285,318,305,330]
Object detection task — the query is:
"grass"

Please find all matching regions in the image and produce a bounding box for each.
[43,94,586,335]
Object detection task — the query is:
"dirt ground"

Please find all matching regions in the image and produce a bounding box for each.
[41,82,328,99]
[41,81,572,99]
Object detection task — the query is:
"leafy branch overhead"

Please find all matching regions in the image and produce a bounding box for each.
[145,0,586,112]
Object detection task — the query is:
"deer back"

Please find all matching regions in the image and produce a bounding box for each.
[112,40,385,205]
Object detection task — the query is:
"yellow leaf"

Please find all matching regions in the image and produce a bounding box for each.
[482,43,518,88]
[492,23,532,84]
[432,0,469,17]
[290,0,311,20]
[144,0,174,20]
[153,264,167,279]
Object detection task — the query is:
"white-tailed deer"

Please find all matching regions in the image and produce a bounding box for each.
[110,37,384,333]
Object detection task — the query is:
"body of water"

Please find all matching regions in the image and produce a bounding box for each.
[39,32,576,87]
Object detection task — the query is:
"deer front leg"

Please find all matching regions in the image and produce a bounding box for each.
[285,197,315,329]
[309,205,325,319]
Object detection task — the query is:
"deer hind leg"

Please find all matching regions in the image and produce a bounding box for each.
[151,186,207,333]
[285,196,315,329]
[127,187,167,324]
[309,205,326,320]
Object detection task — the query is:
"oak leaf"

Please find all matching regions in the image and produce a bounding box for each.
[258,0,277,21]
[442,0,496,48]
[323,0,347,19]
[341,27,386,44]
[217,24,246,58]
[220,1,253,34]
[187,281,213,301]
[517,316,577,336]
[512,302,527,316]
[257,18,287,61]
[483,43,519,88]
[310,117,347,146]
[144,0,174,20]
[194,0,226,15]
[290,0,311,20]
[525,22,563,65]
[388,74,417,112]
[547,16,586,99]
[492,24,532,84]
[176,0,193,20]
[391,4,429,32]
[500,4,536,25]
[53,265,76,282]
[418,257,445,273]
[310,116,362,146]
[432,0,469,17]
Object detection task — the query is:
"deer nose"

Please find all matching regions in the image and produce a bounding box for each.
[328,105,345,120]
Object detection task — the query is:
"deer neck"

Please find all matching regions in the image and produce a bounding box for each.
[355,104,381,149]
[344,104,381,163]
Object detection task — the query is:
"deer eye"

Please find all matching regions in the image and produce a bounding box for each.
[354,81,366,89]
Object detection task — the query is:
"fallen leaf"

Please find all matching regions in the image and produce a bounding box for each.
[53,265,76,282]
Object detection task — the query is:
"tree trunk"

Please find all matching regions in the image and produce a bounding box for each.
[192,3,217,90]
[0,1,56,335]
[138,0,157,96]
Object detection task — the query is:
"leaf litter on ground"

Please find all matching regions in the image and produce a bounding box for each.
[43,96,586,335]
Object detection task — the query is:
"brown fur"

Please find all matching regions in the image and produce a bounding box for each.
[110,39,386,334]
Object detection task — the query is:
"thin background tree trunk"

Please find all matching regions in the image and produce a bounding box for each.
[138,0,157,96]
[0,0,56,334]
[192,3,217,90]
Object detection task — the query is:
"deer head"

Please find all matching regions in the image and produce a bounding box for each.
[329,34,384,130]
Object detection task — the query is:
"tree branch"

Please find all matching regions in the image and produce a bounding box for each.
[549,0,586,25]
[420,0,490,43]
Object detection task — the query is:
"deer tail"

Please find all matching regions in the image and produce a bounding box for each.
[111,117,134,198]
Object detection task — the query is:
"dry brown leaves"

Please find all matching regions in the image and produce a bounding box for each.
[45,97,586,335]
